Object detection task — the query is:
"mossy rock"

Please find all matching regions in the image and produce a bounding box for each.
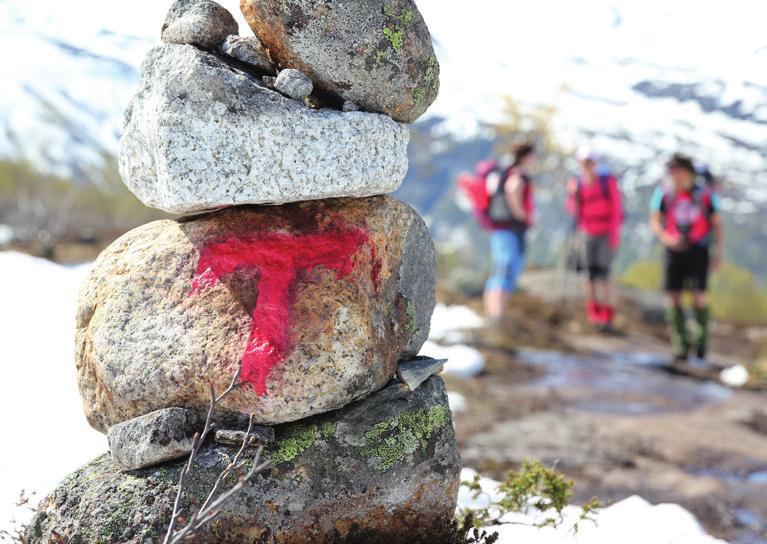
[240,0,440,123]
[27,377,459,543]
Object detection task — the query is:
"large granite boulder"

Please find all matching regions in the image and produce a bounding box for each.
[240,0,440,123]
[119,44,409,214]
[161,0,239,49]
[27,377,460,544]
[240,0,439,123]
[76,196,435,432]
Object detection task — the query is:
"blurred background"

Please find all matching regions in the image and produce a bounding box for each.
[1,0,766,542]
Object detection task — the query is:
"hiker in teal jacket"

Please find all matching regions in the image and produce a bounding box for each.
[650,153,724,365]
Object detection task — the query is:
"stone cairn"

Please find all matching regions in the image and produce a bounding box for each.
[27,1,460,543]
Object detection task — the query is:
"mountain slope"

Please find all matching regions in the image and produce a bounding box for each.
[2,0,766,181]
[1,0,765,277]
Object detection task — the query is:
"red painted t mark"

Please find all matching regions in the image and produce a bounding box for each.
[188,222,376,396]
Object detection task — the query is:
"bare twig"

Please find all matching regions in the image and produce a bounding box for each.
[0,491,42,543]
[163,368,270,544]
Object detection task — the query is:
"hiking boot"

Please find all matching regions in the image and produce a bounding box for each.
[587,301,602,325]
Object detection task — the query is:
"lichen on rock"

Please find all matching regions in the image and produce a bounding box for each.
[27,377,459,544]
[360,404,451,472]
[240,0,440,123]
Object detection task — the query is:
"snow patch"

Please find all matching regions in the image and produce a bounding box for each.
[420,340,486,378]
[458,468,728,544]
[720,364,749,388]
[428,303,484,343]
[0,252,106,530]
[447,391,467,413]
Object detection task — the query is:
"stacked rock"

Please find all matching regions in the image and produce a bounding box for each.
[28,1,458,543]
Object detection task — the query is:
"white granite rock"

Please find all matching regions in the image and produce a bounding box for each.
[217,34,274,72]
[107,408,202,471]
[343,100,361,112]
[119,44,409,214]
[161,0,238,49]
[274,68,313,100]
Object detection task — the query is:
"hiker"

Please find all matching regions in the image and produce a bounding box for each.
[566,148,623,329]
[650,153,724,364]
[482,143,536,323]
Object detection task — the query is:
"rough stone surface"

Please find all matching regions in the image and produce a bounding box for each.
[274,68,313,100]
[119,44,409,214]
[217,34,274,72]
[343,100,360,112]
[161,0,238,49]
[76,197,435,432]
[107,408,202,471]
[240,0,440,124]
[397,357,445,391]
[215,426,275,447]
[27,377,459,544]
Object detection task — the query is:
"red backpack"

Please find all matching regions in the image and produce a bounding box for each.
[457,159,505,230]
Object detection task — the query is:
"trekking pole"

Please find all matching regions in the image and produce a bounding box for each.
[559,231,579,312]
[566,235,580,312]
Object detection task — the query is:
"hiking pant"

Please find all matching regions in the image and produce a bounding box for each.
[486,229,526,293]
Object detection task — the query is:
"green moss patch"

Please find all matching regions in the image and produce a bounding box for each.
[271,420,336,465]
[383,27,404,50]
[405,299,418,334]
[360,405,450,472]
[381,2,414,53]
[383,5,415,25]
[413,53,439,103]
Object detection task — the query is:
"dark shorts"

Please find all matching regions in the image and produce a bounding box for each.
[664,245,710,292]
[584,234,614,280]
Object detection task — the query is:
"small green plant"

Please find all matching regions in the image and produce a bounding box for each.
[459,460,601,536]
[450,512,500,544]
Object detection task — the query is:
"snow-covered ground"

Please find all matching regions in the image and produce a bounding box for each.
[458,468,727,544]
[0,252,106,531]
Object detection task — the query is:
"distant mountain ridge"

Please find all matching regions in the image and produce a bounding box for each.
[1,0,765,277]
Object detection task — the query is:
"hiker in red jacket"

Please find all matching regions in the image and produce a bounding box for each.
[566,148,623,329]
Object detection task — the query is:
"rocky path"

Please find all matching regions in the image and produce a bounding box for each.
[444,309,767,544]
